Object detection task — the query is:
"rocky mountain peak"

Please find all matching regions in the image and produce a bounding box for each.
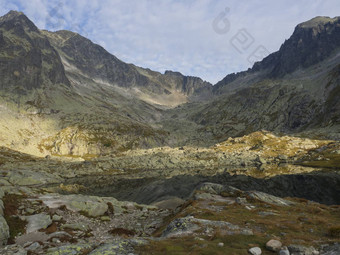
[0,10,38,33]
[215,16,340,92]
[267,16,340,77]
[297,16,340,29]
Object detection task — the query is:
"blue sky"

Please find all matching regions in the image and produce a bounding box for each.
[0,0,339,84]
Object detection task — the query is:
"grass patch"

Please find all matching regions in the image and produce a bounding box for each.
[3,194,27,244]
[328,226,340,238]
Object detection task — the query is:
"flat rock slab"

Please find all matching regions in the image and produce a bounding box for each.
[25,213,52,233]
[40,194,125,217]
[248,191,294,206]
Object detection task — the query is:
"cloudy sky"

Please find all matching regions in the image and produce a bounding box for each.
[0,0,339,83]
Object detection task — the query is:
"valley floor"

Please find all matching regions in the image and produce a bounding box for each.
[0,131,339,254]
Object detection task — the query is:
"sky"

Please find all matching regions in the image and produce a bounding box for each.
[0,0,339,84]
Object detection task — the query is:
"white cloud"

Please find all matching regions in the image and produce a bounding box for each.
[0,0,339,83]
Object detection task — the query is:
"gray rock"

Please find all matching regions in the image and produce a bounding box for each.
[236,197,247,204]
[249,247,262,255]
[0,179,11,187]
[0,244,27,255]
[197,183,224,194]
[0,199,4,216]
[52,215,62,221]
[40,194,115,217]
[288,244,318,255]
[280,246,290,255]
[48,231,72,239]
[240,229,254,235]
[0,215,9,245]
[162,217,200,238]
[25,213,52,233]
[0,187,4,199]
[25,242,40,251]
[62,223,90,232]
[25,208,35,215]
[266,239,282,252]
[321,243,340,255]
[248,191,294,206]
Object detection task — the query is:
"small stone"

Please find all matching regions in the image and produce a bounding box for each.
[52,215,62,221]
[217,242,224,247]
[249,247,262,255]
[279,246,290,255]
[62,223,89,232]
[26,242,40,251]
[241,229,254,235]
[100,216,110,221]
[52,238,61,243]
[266,239,282,252]
[25,208,35,215]
[236,197,247,204]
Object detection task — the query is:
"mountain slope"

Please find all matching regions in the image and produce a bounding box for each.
[167,16,340,143]
[43,29,212,107]
[0,11,339,158]
[214,16,340,94]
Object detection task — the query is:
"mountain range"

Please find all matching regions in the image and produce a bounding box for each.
[0,10,339,158]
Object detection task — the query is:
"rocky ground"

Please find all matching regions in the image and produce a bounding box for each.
[0,131,339,254]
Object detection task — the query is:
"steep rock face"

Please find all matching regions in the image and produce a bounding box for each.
[264,16,340,77]
[163,70,212,97]
[0,11,69,93]
[43,30,212,101]
[214,16,340,93]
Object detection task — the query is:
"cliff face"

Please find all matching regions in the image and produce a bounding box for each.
[214,16,340,93]
[0,11,69,93]
[43,30,212,102]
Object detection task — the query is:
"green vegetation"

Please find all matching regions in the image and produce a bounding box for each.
[3,194,27,244]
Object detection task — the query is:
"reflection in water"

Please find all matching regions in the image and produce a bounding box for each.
[54,165,340,205]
